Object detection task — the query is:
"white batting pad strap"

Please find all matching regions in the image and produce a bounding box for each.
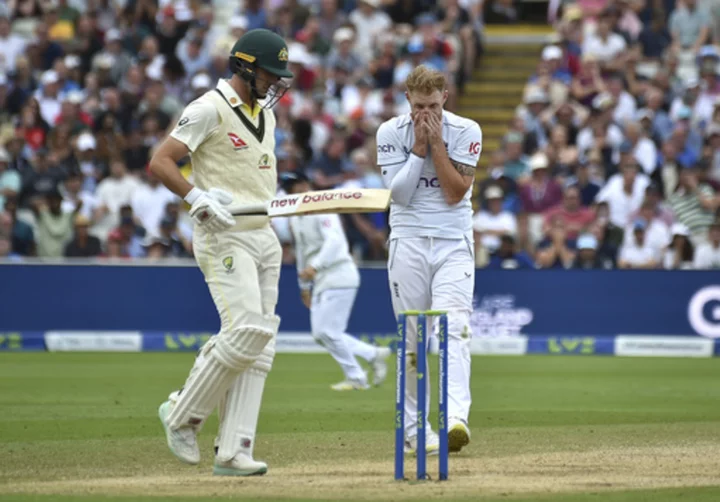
[216,367,268,462]
[166,355,236,430]
[213,313,280,371]
[252,340,275,374]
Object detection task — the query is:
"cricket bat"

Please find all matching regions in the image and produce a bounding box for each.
[229,188,391,217]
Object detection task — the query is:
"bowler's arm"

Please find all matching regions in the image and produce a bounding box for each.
[376,121,423,206]
[433,122,482,205]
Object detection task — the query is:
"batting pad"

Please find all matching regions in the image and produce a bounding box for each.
[213,312,280,370]
[167,347,236,430]
[216,341,275,462]
[167,313,280,430]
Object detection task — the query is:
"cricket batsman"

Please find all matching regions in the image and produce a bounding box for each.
[149,29,293,476]
[280,172,392,391]
[376,65,482,455]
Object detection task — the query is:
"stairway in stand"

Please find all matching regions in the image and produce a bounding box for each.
[459,25,552,205]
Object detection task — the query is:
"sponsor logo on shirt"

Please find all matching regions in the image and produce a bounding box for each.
[417,177,440,188]
[228,133,249,150]
[377,144,396,153]
[258,153,271,169]
[468,141,481,155]
[222,256,235,273]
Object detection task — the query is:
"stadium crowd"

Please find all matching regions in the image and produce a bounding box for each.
[473,0,720,270]
[0,0,719,271]
[0,0,482,262]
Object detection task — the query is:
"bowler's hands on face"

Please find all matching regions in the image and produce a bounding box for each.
[412,111,428,157]
[424,112,443,146]
[413,111,428,140]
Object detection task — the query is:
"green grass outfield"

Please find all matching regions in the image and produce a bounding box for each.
[1,353,719,501]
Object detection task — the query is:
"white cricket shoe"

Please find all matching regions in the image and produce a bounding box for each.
[448,417,471,453]
[330,379,370,391]
[404,429,440,456]
[214,454,268,476]
[371,347,392,386]
[158,400,200,465]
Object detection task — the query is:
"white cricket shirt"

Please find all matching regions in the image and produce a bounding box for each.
[289,213,360,294]
[170,79,277,206]
[376,110,483,239]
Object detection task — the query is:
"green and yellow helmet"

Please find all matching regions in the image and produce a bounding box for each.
[229,29,293,80]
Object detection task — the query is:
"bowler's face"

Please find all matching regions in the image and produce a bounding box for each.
[407,90,447,122]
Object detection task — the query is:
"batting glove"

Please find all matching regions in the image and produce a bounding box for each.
[185,187,235,232]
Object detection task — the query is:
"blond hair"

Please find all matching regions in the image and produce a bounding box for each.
[405,65,446,95]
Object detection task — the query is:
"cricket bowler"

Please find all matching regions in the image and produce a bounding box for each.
[149,29,293,476]
[280,172,391,391]
[376,65,482,455]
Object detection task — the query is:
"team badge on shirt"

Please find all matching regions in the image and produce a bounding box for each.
[222,256,234,273]
[258,154,271,169]
[228,133,249,150]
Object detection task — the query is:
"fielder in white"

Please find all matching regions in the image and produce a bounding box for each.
[149,29,293,476]
[377,66,481,455]
[281,172,391,391]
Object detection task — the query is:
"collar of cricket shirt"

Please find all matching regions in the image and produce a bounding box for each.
[216,79,262,119]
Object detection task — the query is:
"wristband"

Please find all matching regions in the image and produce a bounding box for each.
[184,187,202,205]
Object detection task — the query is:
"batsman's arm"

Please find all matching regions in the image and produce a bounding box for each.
[309,214,350,271]
[150,100,219,199]
[149,138,195,199]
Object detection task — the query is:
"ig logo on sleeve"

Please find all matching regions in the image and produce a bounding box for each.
[688,286,720,338]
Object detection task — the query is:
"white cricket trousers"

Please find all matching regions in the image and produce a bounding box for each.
[176,223,281,460]
[310,288,377,383]
[387,236,474,439]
